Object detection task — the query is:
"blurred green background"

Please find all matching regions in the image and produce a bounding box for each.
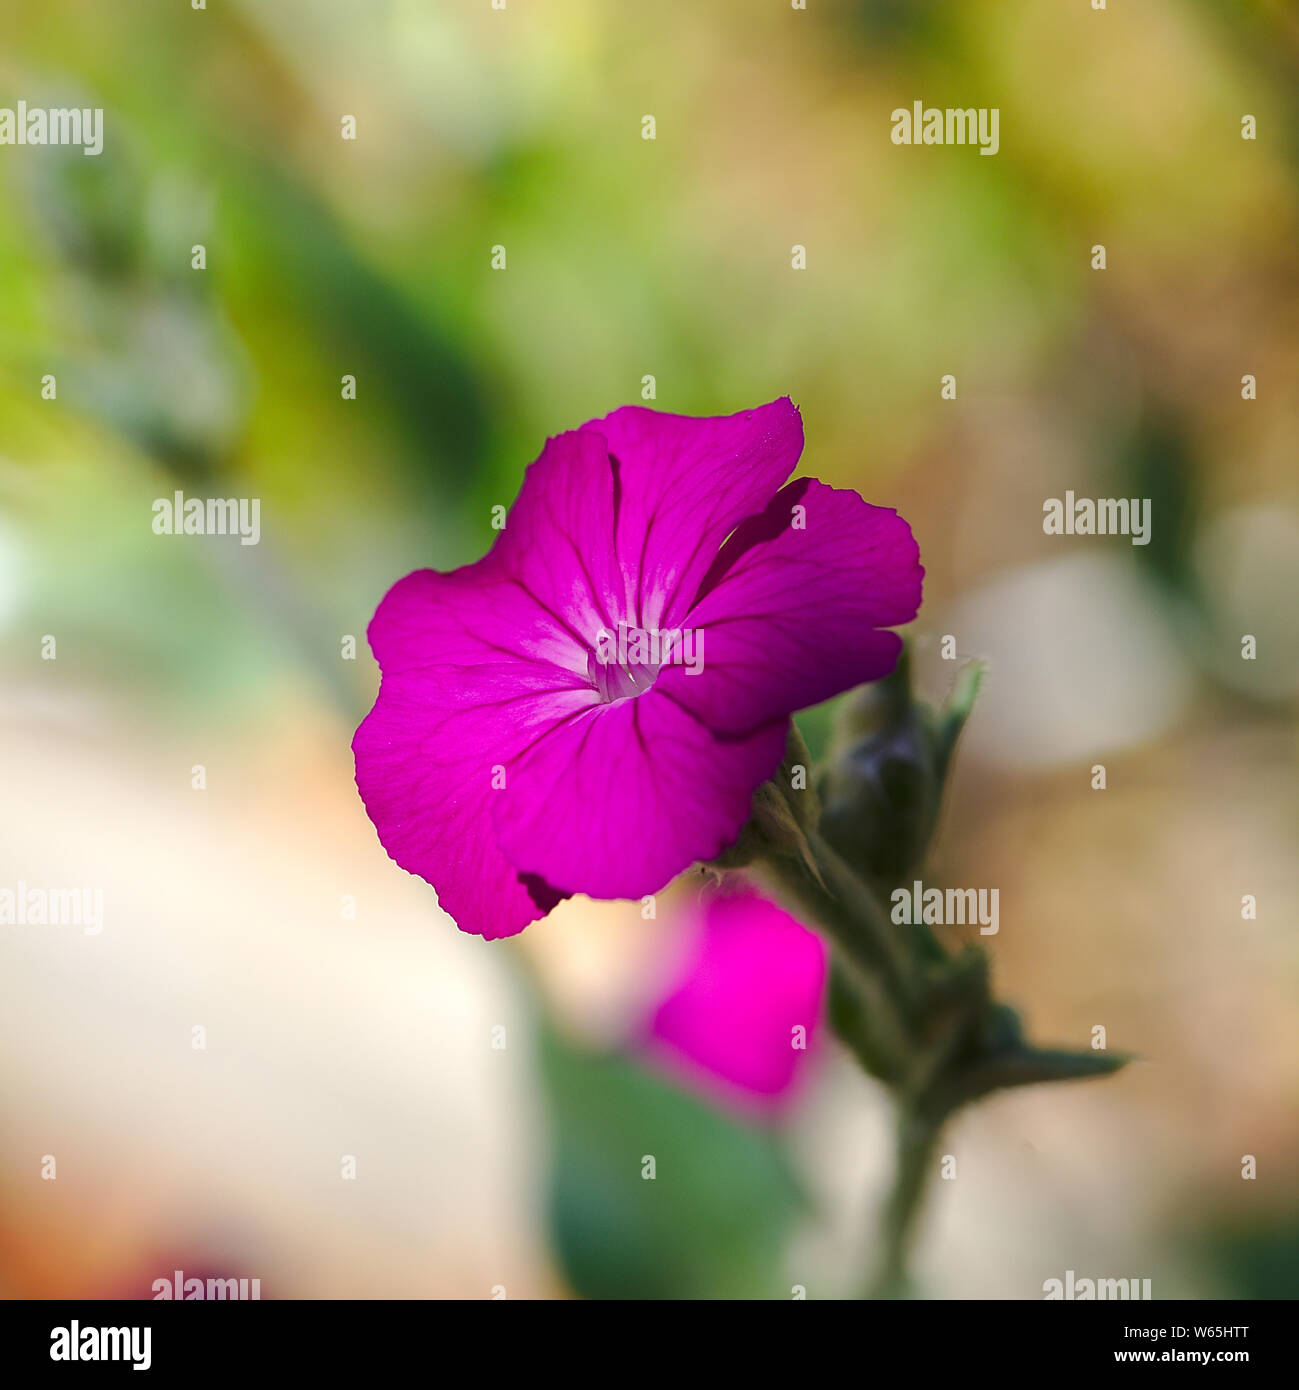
[1,0,1297,1298]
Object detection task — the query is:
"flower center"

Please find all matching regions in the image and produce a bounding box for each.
[588,647,659,703]
[588,623,663,703]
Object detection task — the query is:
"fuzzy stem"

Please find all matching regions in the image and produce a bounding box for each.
[737,702,1125,1298]
[865,1102,944,1299]
[755,829,920,1084]
[758,833,950,1297]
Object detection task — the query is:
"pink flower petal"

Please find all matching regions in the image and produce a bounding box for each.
[582,397,804,628]
[645,888,827,1115]
[491,427,637,647]
[491,689,788,900]
[661,479,923,735]
[354,564,599,938]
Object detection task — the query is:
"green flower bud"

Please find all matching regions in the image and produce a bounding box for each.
[819,714,939,888]
[818,649,983,891]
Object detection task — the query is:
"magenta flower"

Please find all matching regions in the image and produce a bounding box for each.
[642,886,827,1117]
[353,398,922,939]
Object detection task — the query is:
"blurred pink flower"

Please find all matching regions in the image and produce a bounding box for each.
[642,886,827,1118]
